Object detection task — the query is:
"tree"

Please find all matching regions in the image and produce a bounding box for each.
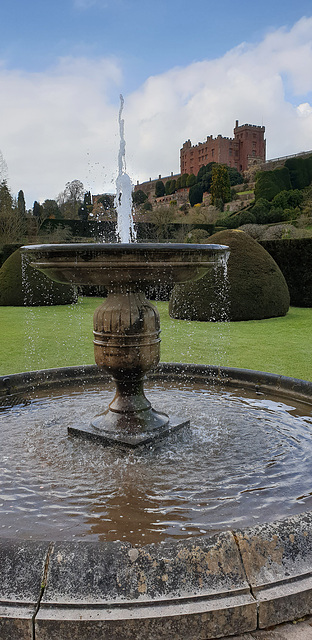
[165,180,176,196]
[227,167,244,186]
[57,179,85,219]
[42,199,62,220]
[180,174,189,188]
[210,164,231,206]
[152,205,174,240]
[33,201,43,218]
[133,189,148,205]
[78,191,93,220]
[17,190,26,218]
[186,174,196,188]
[189,184,204,207]
[155,180,165,197]
[0,181,24,244]
[0,180,13,215]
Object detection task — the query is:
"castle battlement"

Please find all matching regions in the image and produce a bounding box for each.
[180,120,266,175]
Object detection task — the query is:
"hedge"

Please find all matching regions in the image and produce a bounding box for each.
[260,238,312,307]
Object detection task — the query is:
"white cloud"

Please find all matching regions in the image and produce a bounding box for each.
[0,56,122,206]
[297,103,312,117]
[125,17,312,183]
[1,17,312,207]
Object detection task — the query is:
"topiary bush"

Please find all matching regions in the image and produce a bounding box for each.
[0,249,77,306]
[169,229,290,321]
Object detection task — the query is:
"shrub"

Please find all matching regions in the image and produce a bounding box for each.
[272,189,304,209]
[184,228,210,243]
[169,229,290,321]
[179,203,189,213]
[285,156,312,190]
[133,189,148,205]
[0,250,77,306]
[237,211,256,225]
[189,184,204,207]
[255,167,291,201]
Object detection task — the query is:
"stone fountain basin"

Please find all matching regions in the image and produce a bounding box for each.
[22,243,228,286]
[1,363,312,640]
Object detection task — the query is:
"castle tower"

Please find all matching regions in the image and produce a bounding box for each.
[180,121,266,175]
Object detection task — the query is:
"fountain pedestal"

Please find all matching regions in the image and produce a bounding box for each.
[23,242,228,447]
[70,286,189,446]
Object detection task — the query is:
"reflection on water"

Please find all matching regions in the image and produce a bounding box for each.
[1,380,312,545]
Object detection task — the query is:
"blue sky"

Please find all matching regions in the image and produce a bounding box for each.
[1,0,312,205]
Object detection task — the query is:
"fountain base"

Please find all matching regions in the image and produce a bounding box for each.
[69,411,190,447]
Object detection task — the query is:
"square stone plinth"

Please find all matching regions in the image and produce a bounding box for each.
[68,416,190,447]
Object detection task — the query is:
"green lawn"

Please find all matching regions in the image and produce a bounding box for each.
[0,298,311,381]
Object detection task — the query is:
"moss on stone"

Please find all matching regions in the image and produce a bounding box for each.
[0,249,77,306]
[169,229,290,321]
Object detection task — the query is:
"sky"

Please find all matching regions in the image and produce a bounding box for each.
[1,0,312,208]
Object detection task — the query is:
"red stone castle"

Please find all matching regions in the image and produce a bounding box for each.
[180,120,266,175]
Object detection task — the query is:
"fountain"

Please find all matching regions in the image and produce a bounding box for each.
[22,95,228,448]
[1,98,312,638]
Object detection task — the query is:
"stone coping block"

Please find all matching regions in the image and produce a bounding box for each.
[235,512,312,629]
[35,532,256,639]
[0,540,51,640]
[1,364,312,639]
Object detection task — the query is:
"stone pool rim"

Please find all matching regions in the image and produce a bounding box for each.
[1,362,312,640]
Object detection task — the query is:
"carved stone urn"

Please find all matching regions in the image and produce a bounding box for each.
[23,243,228,446]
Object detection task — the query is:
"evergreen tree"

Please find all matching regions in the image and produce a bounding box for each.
[165,179,176,196]
[155,180,165,197]
[186,174,196,188]
[42,199,62,219]
[189,184,204,207]
[0,181,25,243]
[33,200,43,218]
[210,165,231,206]
[17,190,26,218]
[132,189,148,205]
[0,180,13,215]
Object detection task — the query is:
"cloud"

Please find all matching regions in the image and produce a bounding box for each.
[1,17,312,206]
[0,56,122,206]
[125,16,312,183]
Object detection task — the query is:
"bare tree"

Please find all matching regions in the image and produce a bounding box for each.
[57,180,85,219]
[0,181,25,245]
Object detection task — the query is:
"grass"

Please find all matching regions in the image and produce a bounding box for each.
[0,298,312,381]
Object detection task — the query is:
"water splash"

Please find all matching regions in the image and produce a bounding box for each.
[115,95,136,243]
